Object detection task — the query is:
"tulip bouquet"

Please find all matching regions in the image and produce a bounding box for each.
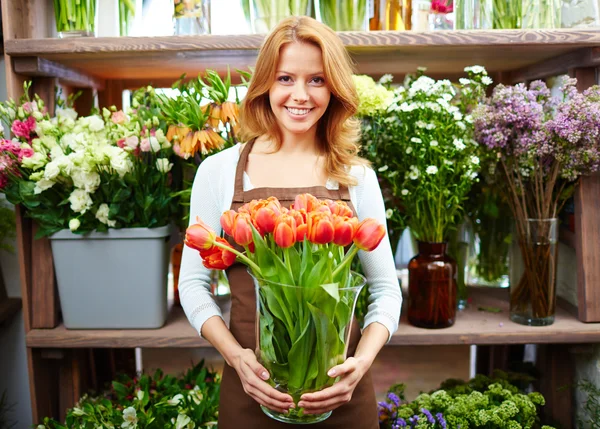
[185,193,386,423]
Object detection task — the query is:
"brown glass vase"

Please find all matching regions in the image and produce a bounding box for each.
[408,241,457,329]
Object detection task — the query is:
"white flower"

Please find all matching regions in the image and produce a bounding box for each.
[379,74,393,85]
[149,136,161,152]
[43,161,61,180]
[71,407,86,416]
[416,120,427,128]
[167,393,184,406]
[469,171,478,180]
[175,414,192,429]
[121,407,138,428]
[96,203,116,227]
[87,115,105,132]
[406,147,413,154]
[69,219,80,232]
[426,166,438,175]
[401,189,409,196]
[56,107,78,121]
[408,166,419,180]
[443,159,454,165]
[456,121,466,130]
[429,140,438,147]
[137,390,144,401]
[453,138,466,150]
[189,385,204,405]
[426,123,436,130]
[69,189,93,214]
[71,169,101,193]
[464,65,487,75]
[410,137,422,143]
[385,208,393,219]
[464,115,473,124]
[482,76,493,85]
[33,179,54,194]
[453,112,463,121]
[156,158,173,173]
[21,152,47,170]
[378,165,389,172]
[459,78,471,85]
[470,155,480,165]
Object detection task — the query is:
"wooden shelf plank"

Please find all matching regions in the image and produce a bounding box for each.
[0,297,22,326]
[26,288,600,348]
[13,57,105,89]
[5,30,600,82]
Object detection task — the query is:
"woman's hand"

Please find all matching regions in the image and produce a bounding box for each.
[231,348,295,414]
[297,357,369,415]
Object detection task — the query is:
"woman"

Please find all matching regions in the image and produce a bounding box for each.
[178,16,402,428]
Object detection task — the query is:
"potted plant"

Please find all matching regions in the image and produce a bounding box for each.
[0,82,177,329]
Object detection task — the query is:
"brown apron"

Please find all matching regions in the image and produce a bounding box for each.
[217,140,378,428]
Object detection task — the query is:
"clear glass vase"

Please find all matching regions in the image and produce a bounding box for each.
[454,0,493,28]
[250,270,365,424]
[561,0,600,28]
[467,213,511,288]
[521,0,561,28]
[54,0,98,38]
[447,220,472,310]
[174,0,211,35]
[429,12,454,29]
[250,0,313,33]
[319,0,368,31]
[509,218,558,326]
[408,241,457,329]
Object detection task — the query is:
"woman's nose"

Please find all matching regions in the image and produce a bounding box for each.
[291,83,309,103]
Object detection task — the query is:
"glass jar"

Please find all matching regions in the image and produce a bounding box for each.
[412,0,433,30]
[521,0,561,28]
[454,0,492,28]
[382,0,412,30]
[319,0,368,30]
[54,0,98,38]
[408,241,457,329]
[509,218,558,326]
[174,0,211,35]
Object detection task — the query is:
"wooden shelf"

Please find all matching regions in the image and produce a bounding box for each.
[26,288,600,348]
[0,297,22,326]
[5,30,600,85]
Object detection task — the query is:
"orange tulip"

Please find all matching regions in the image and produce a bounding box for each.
[326,199,354,217]
[220,210,236,236]
[232,212,253,246]
[200,237,236,270]
[307,212,334,245]
[273,214,297,248]
[333,215,358,247]
[254,199,282,234]
[296,224,308,242]
[293,193,320,213]
[185,218,216,251]
[354,218,386,251]
[239,199,259,215]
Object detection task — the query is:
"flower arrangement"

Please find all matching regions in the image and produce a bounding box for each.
[0,82,175,237]
[358,66,490,243]
[473,77,600,324]
[184,193,386,422]
[37,361,220,429]
[378,372,555,429]
[53,0,97,36]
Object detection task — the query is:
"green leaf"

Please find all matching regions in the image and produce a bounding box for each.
[308,302,344,389]
[287,315,315,395]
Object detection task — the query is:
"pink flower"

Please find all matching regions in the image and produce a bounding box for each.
[0,174,7,189]
[22,101,38,114]
[124,135,139,149]
[19,147,34,161]
[0,139,21,156]
[431,0,453,13]
[140,138,151,152]
[117,138,126,148]
[111,111,127,125]
[11,117,36,140]
[173,143,183,157]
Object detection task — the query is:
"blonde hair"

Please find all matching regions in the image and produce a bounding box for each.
[239,16,369,187]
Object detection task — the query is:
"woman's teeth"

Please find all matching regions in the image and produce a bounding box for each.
[286,107,311,115]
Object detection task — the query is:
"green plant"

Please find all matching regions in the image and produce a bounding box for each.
[319,0,367,30]
[118,0,136,36]
[38,360,220,429]
[53,0,96,34]
[0,201,15,253]
[576,380,600,429]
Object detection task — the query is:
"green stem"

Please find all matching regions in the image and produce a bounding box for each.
[331,244,359,279]
[212,239,262,276]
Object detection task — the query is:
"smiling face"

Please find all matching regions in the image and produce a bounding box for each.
[268,42,331,140]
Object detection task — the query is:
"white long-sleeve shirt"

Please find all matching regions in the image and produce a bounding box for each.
[178,143,403,341]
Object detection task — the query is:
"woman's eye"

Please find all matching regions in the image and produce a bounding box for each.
[278,76,292,83]
[311,77,325,85]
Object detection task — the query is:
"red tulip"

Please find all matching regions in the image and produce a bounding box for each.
[254,203,281,234]
[273,214,297,248]
[333,215,358,247]
[220,210,236,236]
[293,193,320,212]
[200,237,236,269]
[185,218,216,251]
[232,212,253,246]
[296,224,308,242]
[239,199,259,215]
[354,218,386,251]
[326,199,354,217]
[307,212,334,245]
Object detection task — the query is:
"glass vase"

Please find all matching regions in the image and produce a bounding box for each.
[174,0,211,35]
[509,218,558,326]
[54,0,98,38]
[250,270,365,424]
[453,0,492,28]
[319,0,368,31]
[447,220,472,310]
[118,0,136,36]
[429,12,454,29]
[482,0,522,28]
[521,0,561,28]
[408,241,457,329]
[561,0,600,28]
[251,0,313,33]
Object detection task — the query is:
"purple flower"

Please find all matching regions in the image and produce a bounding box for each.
[408,415,420,428]
[421,408,435,424]
[436,413,447,429]
[378,400,393,413]
[395,417,407,427]
[387,392,401,406]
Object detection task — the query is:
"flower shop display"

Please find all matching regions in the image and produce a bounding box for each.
[319,0,368,31]
[38,361,220,429]
[53,0,98,37]
[0,82,177,328]
[429,0,454,30]
[174,0,211,35]
[243,0,313,33]
[357,67,490,329]
[473,77,600,326]
[184,193,386,423]
[378,371,556,429]
[453,0,492,29]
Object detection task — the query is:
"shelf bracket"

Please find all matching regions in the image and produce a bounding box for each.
[12,56,105,90]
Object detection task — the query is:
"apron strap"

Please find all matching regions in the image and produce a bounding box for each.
[232,139,255,204]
